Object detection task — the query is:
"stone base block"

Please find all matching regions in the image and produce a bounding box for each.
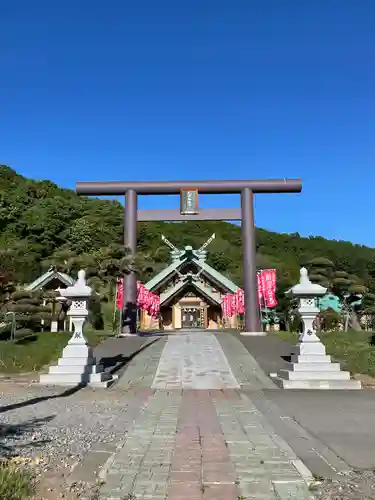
[273,377,362,390]
[49,364,93,375]
[88,371,114,388]
[291,354,332,364]
[48,362,104,375]
[278,368,351,381]
[40,358,114,389]
[57,356,95,366]
[39,372,89,386]
[295,342,326,356]
[240,331,267,337]
[62,343,94,358]
[287,362,341,372]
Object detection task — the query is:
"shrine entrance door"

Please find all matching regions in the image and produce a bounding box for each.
[181,307,203,329]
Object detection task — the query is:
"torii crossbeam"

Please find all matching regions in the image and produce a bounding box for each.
[76,178,302,334]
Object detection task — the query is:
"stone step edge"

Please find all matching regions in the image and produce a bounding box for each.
[272,377,362,390]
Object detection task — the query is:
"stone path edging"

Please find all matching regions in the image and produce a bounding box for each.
[215,332,278,389]
[114,337,166,389]
[249,391,350,478]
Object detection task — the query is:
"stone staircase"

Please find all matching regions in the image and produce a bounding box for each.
[273,339,361,390]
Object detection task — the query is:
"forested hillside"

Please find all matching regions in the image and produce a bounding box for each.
[1,164,375,299]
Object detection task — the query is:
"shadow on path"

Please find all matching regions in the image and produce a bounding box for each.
[233,332,292,375]
[99,337,161,379]
[0,337,162,414]
[0,415,55,457]
[0,386,83,414]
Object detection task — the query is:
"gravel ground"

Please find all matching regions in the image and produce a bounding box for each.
[315,471,375,500]
[0,383,146,499]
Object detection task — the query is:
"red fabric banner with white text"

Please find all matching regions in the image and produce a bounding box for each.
[221,269,277,316]
[259,269,277,309]
[136,281,160,318]
[116,279,160,318]
[116,278,124,309]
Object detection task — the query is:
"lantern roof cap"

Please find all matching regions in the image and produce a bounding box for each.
[58,269,92,299]
[286,267,327,297]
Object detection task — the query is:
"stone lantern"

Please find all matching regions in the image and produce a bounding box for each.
[40,270,114,388]
[274,267,361,390]
[289,267,327,344]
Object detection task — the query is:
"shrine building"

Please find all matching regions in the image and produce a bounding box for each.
[140,235,239,331]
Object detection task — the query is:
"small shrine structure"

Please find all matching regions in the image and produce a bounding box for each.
[141,235,239,331]
[25,266,74,332]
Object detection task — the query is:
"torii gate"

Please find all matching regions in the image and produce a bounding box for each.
[76,179,302,334]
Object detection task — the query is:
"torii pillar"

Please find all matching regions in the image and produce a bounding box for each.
[76,179,302,334]
[123,189,138,333]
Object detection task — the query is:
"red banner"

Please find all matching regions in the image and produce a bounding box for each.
[231,293,237,315]
[221,290,244,316]
[117,280,160,317]
[257,274,263,306]
[116,278,124,309]
[221,294,229,317]
[136,281,160,318]
[226,294,233,316]
[221,270,277,317]
[261,269,278,309]
[235,288,245,315]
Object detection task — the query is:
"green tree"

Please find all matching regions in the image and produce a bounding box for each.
[7,290,50,331]
[0,250,16,307]
[308,258,367,331]
[319,308,341,331]
[88,294,104,330]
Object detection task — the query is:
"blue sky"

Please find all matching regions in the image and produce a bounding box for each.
[1,1,374,246]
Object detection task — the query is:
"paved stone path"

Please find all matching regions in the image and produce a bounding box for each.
[216,332,277,389]
[99,332,314,499]
[152,332,239,389]
[116,336,167,390]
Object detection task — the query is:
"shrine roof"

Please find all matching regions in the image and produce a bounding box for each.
[144,244,238,293]
[25,268,75,291]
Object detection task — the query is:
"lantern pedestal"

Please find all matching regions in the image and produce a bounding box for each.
[275,338,362,389]
[40,336,114,388]
[273,268,361,390]
[40,270,115,389]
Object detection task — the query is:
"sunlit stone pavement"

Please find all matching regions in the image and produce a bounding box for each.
[98,332,314,500]
[0,331,318,499]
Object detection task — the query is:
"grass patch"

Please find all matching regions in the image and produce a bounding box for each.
[0,330,109,374]
[0,461,35,500]
[276,330,375,377]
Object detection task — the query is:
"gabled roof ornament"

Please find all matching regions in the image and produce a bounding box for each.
[198,233,215,252]
[161,235,183,263]
[196,233,215,262]
[161,234,179,252]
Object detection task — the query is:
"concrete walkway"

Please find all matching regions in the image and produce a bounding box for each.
[99,332,315,500]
